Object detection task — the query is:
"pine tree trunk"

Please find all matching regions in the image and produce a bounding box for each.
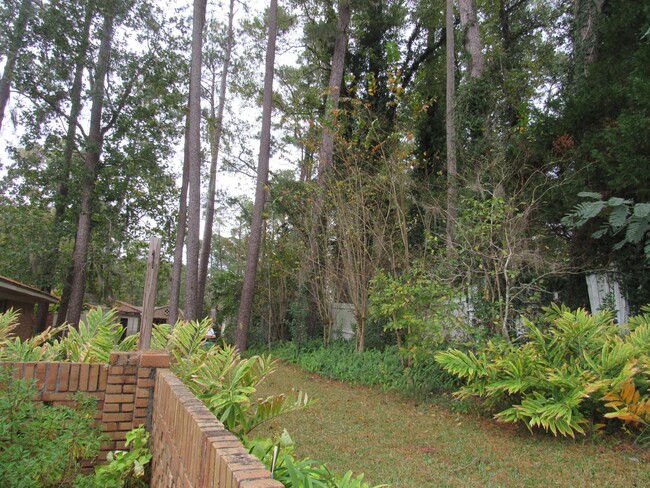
[184,0,207,321]
[0,0,32,131]
[66,11,115,326]
[305,0,352,341]
[168,118,190,325]
[235,0,278,351]
[198,0,235,309]
[316,0,351,185]
[48,5,94,329]
[446,0,457,257]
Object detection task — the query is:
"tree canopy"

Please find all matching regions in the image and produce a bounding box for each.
[0,0,647,347]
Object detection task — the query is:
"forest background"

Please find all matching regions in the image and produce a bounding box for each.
[0,0,648,353]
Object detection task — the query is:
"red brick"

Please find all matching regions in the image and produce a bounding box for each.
[123,384,136,393]
[138,367,152,378]
[108,366,124,376]
[103,412,133,422]
[135,398,149,408]
[58,363,71,392]
[139,351,170,368]
[103,422,117,431]
[46,363,59,391]
[79,364,90,391]
[109,430,128,441]
[239,480,284,488]
[103,403,120,413]
[137,378,156,388]
[133,407,147,418]
[115,440,127,450]
[68,364,80,390]
[42,392,70,402]
[97,451,110,462]
[88,364,99,391]
[23,362,36,380]
[136,388,150,398]
[35,363,47,389]
[233,469,277,486]
[124,366,137,376]
[106,384,123,393]
[122,375,137,384]
[118,422,132,430]
[121,403,134,412]
[104,393,134,404]
[98,367,108,390]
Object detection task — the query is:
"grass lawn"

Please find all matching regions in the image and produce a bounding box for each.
[254,362,650,487]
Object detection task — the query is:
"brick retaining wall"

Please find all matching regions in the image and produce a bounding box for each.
[2,351,283,487]
[2,351,167,461]
[150,369,282,488]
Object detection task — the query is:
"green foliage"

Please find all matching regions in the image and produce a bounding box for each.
[160,320,311,439]
[0,307,129,363]
[57,308,126,363]
[436,305,650,438]
[271,340,457,400]
[562,192,650,260]
[369,267,456,365]
[247,432,389,488]
[78,426,152,488]
[0,308,19,348]
[0,369,103,487]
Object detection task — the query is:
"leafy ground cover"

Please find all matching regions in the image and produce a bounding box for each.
[254,362,650,488]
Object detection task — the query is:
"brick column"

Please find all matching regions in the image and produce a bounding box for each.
[100,351,170,459]
[102,352,139,455]
[134,351,170,430]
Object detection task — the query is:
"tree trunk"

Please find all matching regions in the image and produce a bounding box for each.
[168,118,190,325]
[459,0,484,78]
[198,0,235,309]
[235,0,278,352]
[306,0,352,341]
[66,11,115,326]
[446,0,457,256]
[316,0,351,186]
[0,0,32,131]
[184,0,208,321]
[47,5,94,329]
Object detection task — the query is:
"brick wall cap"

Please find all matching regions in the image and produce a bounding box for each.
[139,351,170,368]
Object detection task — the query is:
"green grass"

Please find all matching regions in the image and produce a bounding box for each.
[254,362,650,488]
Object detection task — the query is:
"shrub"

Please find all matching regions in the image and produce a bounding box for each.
[436,304,650,438]
[77,426,152,488]
[0,369,103,487]
[271,340,457,399]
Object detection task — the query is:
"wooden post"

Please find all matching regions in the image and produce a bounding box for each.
[140,237,161,350]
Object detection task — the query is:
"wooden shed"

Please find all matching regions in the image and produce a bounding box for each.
[0,275,58,340]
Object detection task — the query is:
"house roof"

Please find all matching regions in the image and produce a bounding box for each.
[0,275,59,304]
[113,300,142,315]
[112,300,184,320]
